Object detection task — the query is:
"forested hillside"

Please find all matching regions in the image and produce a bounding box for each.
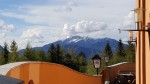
[0,39,135,75]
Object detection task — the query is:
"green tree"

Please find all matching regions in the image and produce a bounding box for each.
[3,42,9,64]
[68,48,79,70]
[102,42,113,66]
[64,48,79,71]
[77,52,87,73]
[0,52,5,65]
[18,55,28,61]
[55,44,64,64]
[64,53,73,68]
[23,43,36,61]
[86,60,96,75]
[47,43,55,62]
[48,44,65,64]
[103,42,113,60]
[108,39,126,65]
[109,55,124,65]
[103,42,113,58]
[115,39,126,57]
[9,40,19,62]
[125,42,135,63]
[35,50,47,61]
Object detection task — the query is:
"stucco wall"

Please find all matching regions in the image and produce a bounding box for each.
[6,62,102,84]
[145,0,150,84]
[136,0,150,84]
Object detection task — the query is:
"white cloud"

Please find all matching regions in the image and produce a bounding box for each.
[0,0,134,27]
[68,1,77,6]
[62,20,107,37]
[21,28,44,44]
[54,1,77,12]
[0,0,135,48]
[123,11,135,29]
[0,5,71,25]
[54,6,72,12]
[0,19,15,38]
[0,19,15,31]
[0,33,6,38]
[12,26,62,49]
[3,24,15,32]
[0,19,4,26]
[0,19,15,32]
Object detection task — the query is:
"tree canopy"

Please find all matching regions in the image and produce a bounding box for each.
[0,39,135,75]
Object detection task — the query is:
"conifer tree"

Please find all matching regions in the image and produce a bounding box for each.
[77,52,87,73]
[9,40,19,62]
[125,42,135,63]
[35,50,47,61]
[48,43,56,62]
[48,44,65,64]
[23,43,35,61]
[109,39,126,65]
[109,54,124,64]
[3,42,9,64]
[115,39,126,57]
[103,42,113,59]
[55,44,64,64]
[64,53,73,67]
[0,52,5,65]
[64,48,79,71]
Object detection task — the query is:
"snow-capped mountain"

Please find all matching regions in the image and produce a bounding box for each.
[18,36,126,57]
[42,36,123,57]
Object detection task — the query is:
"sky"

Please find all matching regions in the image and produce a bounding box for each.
[0,0,135,49]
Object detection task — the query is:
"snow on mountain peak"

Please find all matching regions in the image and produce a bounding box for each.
[64,36,93,43]
[69,37,82,43]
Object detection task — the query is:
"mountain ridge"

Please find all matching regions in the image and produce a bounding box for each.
[41,36,123,57]
[18,36,126,57]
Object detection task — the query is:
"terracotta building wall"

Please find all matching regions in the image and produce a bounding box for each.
[135,0,140,84]
[6,62,102,84]
[136,0,150,84]
[145,0,150,84]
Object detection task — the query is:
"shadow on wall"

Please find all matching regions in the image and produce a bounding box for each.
[28,80,34,84]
